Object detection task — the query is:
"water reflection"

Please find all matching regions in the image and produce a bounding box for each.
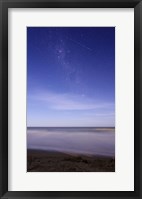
[27,127,115,157]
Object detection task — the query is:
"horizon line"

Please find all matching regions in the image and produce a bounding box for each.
[27,126,115,128]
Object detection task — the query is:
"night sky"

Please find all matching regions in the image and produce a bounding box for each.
[27,27,115,127]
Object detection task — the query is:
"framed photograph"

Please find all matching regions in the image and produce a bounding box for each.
[0,0,141,198]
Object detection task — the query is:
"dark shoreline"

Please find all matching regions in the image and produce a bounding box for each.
[27,149,115,172]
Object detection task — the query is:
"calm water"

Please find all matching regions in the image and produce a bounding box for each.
[27,127,115,157]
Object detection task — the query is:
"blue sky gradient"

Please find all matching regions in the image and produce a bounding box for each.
[27,27,115,127]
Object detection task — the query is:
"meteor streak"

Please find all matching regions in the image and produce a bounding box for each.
[68,38,93,51]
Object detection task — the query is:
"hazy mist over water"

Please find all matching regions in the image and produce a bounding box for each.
[27,127,115,157]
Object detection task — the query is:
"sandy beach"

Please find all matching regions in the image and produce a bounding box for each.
[27,149,115,172]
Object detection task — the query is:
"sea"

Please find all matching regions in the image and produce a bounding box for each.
[27,127,115,157]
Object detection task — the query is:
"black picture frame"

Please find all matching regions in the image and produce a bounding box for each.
[0,0,141,198]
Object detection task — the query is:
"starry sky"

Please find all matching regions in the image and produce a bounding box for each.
[27,27,115,127]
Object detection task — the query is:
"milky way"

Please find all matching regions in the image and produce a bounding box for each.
[27,27,115,127]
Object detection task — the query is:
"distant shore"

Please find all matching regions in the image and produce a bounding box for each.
[27,149,115,172]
